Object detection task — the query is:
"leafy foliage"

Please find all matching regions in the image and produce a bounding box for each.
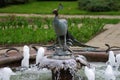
[78,0,120,12]
[37,0,77,1]
[0,1,120,15]
[0,0,32,8]
[0,16,120,45]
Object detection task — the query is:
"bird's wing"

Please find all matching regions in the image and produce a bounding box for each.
[59,19,68,26]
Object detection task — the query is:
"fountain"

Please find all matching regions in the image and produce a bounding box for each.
[0,44,120,80]
[1,61,120,80]
[1,4,120,80]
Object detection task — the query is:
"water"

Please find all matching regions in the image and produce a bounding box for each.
[78,62,120,80]
[7,62,120,80]
[21,45,30,68]
[11,67,52,80]
[0,67,15,80]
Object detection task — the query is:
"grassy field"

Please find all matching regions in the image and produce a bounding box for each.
[0,16,120,46]
[0,1,120,15]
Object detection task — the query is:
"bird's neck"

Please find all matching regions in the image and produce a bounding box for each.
[54,15,59,21]
[55,13,58,16]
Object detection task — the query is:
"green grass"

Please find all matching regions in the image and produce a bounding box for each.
[0,16,56,45]
[0,16,120,46]
[68,18,120,42]
[0,1,120,15]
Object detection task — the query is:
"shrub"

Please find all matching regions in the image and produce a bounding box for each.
[78,0,120,12]
[0,0,32,7]
[10,0,29,4]
[37,0,77,1]
[0,0,6,7]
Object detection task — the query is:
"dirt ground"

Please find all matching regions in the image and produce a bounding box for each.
[0,13,120,19]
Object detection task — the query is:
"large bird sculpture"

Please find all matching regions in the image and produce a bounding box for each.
[52,4,68,51]
[52,4,99,52]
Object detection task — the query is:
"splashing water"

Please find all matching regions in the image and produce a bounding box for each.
[21,45,30,68]
[1,62,120,80]
[84,66,95,80]
[11,64,52,80]
[0,67,15,80]
[36,47,45,64]
[105,64,116,80]
[78,62,120,80]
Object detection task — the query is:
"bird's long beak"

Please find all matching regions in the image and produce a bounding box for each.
[57,3,63,11]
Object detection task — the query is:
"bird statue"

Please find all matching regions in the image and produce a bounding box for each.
[52,4,99,52]
[52,3,68,51]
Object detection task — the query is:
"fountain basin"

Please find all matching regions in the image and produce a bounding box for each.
[0,49,108,67]
[74,52,108,62]
[0,50,36,67]
[37,53,89,80]
[1,48,120,80]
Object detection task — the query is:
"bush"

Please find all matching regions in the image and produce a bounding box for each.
[0,0,6,7]
[78,0,120,12]
[0,0,37,8]
[37,0,77,1]
[0,0,31,7]
[10,0,29,4]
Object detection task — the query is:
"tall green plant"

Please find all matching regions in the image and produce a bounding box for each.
[0,16,120,45]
